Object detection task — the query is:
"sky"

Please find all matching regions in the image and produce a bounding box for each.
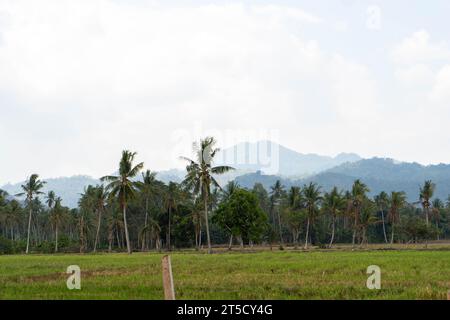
[1,0,450,183]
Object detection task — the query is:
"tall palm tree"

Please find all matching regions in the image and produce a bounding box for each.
[181,137,234,254]
[374,191,389,243]
[16,174,46,254]
[351,179,370,247]
[323,187,345,248]
[270,180,285,247]
[164,182,182,251]
[137,170,158,251]
[189,197,203,251]
[302,182,322,249]
[93,186,108,252]
[286,186,303,249]
[420,180,435,226]
[359,200,378,246]
[101,150,143,254]
[388,191,407,244]
[431,198,443,240]
[50,197,65,252]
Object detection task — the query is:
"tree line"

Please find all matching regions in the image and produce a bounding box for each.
[0,137,449,254]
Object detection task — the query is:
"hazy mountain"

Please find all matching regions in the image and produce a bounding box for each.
[1,175,100,208]
[235,158,450,202]
[215,141,361,177]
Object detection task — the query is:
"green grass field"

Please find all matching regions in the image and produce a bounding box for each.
[1,248,449,300]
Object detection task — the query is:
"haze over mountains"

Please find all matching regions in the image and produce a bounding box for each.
[2,141,450,207]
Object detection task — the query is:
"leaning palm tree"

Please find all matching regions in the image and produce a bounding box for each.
[323,187,345,248]
[16,174,46,254]
[101,150,143,254]
[420,180,435,226]
[181,137,234,254]
[388,191,407,244]
[303,182,322,250]
[374,191,389,243]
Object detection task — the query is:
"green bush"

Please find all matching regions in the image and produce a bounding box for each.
[0,236,14,254]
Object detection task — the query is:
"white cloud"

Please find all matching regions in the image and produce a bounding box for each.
[391,30,450,65]
[430,65,450,102]
[394,64,434,87]
[2,1,450,183]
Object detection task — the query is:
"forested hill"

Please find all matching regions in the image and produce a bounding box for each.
[235,158,450,202]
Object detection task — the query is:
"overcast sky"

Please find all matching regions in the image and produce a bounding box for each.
[1,0,450,183]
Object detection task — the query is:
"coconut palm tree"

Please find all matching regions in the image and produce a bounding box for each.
[45,191,56,209]
[50,197,66,252]
[359,199,378,246]
[181,137,234,254]
[388,191,407,244]
[302,182,322,250]
[270,180,285,247]
[431,198,443,240]
[323,187,345,248]
[286,186,304,249]
[374,191,389,243]
[420,180,435,226]
[15,174,46,254]
[351,179,370,247]
[137,170,158,251]
[101,150,144,254]
[92,186,108,252]
[164,182,183,251]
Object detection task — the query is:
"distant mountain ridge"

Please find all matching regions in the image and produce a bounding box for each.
[235,158,450,202]
[1,175,100,208]
[3,143,449,208]
[216,141,361,177]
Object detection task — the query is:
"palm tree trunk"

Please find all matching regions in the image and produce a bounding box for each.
[352,213,357,248]
[277,207,283,247]
[25,206,32,254]
[304,217,310,250]
[381,209,388,243]
[142,197,149,251]
[55,224,59,253]
[108,227,113,252]
[425,206,429,248]
[123,203,132,254]
[168,207,172,251]
[228,234,233,251]
[436,220,439,240]
[390,223,395,245]
[204,196,212,254]
[80,216,85,253]
[94,210,102,252]
[329,215,336,248]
